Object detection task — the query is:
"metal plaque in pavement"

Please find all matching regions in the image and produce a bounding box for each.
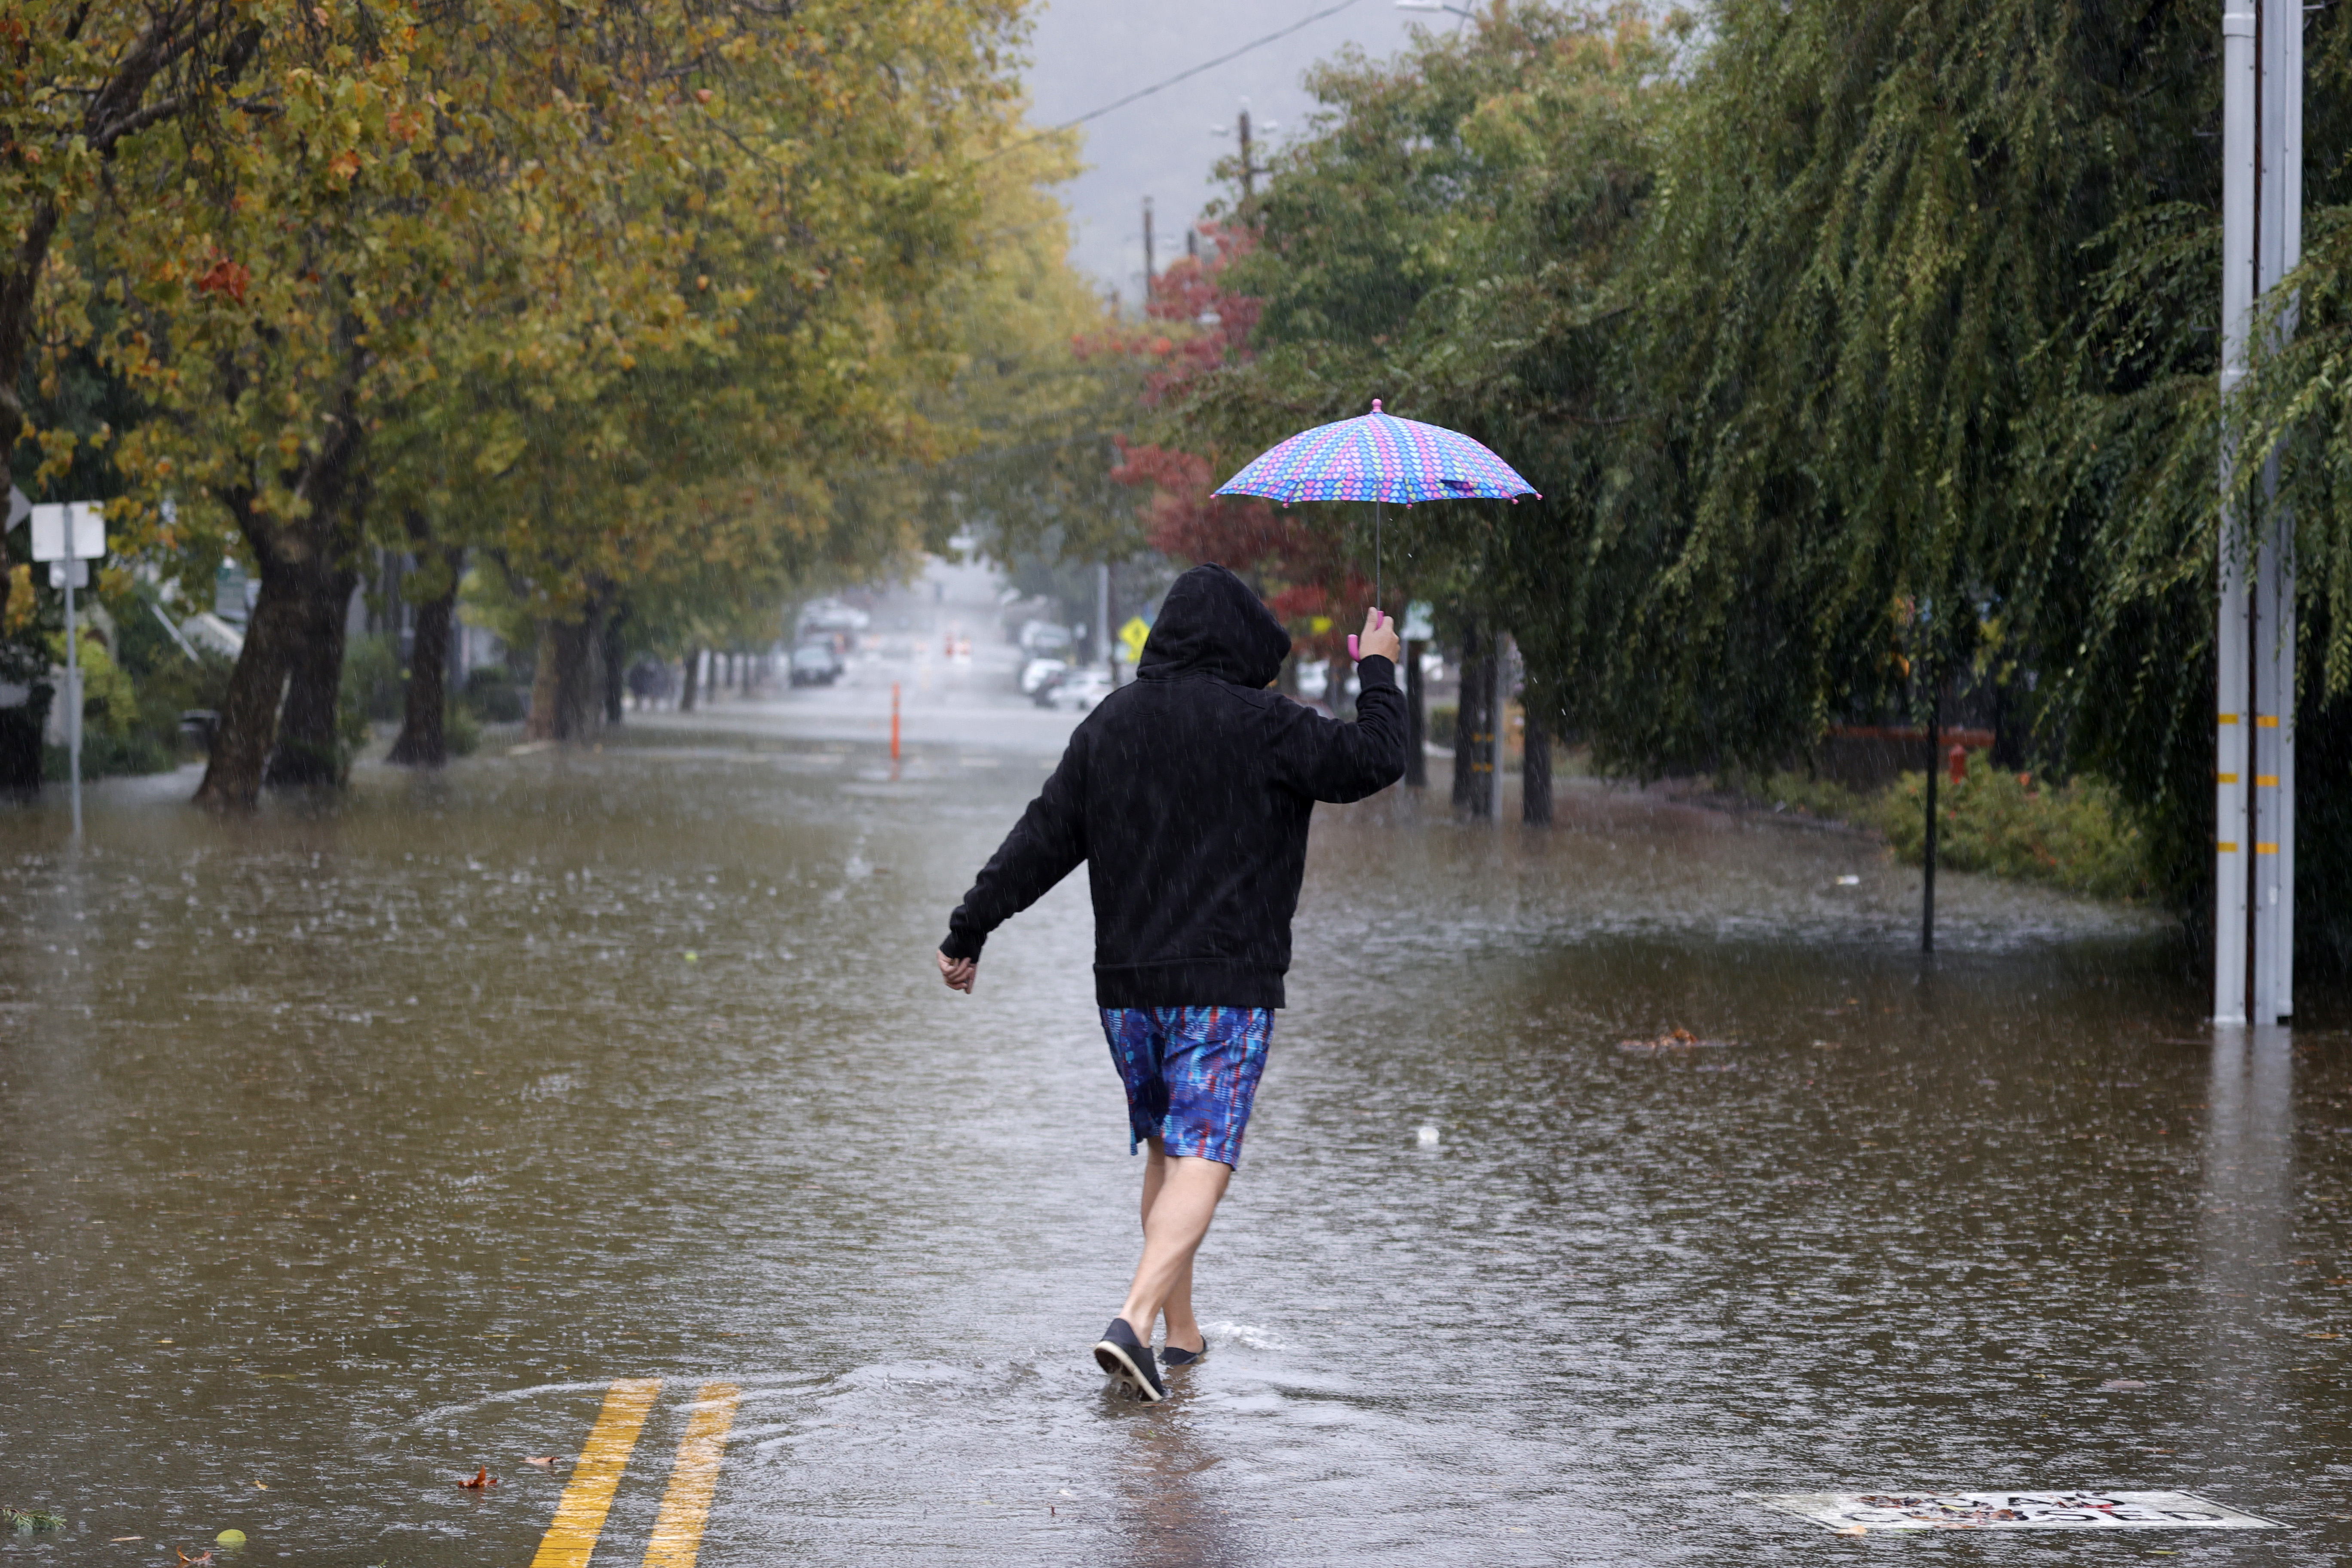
[1742,1490,2282,1531]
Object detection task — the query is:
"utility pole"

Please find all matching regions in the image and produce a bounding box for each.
[2216,0,2300,1025]
[1210,100,1274,200]
[1142,196,1155,294]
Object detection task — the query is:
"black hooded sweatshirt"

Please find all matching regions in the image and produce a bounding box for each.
[940,563,1405,1008]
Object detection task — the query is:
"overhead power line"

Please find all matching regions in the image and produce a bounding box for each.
[989,0,1363,159]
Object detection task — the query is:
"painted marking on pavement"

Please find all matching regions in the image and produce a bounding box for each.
[530,1377,663,1568]
[641,1382,742,1568]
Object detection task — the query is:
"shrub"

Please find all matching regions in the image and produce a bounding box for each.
[1875,752,2156,903]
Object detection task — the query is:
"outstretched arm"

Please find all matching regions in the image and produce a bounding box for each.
[936,735,1090,990]
[1277,607,1407,802]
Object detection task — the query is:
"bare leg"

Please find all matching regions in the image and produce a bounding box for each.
[1119,1142,1230,1349]
[1138,1139,1205,1351]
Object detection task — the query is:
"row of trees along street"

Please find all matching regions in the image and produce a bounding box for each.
[19,1,2352,963]
[1031,0,2352,959]
[1,0,1105,804]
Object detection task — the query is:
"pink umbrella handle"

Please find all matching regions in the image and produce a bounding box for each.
[1348,633,1360,661]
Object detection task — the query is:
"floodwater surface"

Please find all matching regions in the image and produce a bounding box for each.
[3,729,2349,1566]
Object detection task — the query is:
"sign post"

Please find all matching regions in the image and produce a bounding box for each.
[29,502,105,838]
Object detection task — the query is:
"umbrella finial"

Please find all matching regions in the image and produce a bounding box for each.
[1371,398,1383,413]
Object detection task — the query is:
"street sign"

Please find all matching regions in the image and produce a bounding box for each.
[1402,600,1434,640]
[29,500,103,562]
[1117,615,1151,663]
[30,500,104,839]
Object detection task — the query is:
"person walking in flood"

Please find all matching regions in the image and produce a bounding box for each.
[936,563,1405,1401]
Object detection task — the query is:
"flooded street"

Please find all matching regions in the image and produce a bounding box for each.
[5,651,2350,1565]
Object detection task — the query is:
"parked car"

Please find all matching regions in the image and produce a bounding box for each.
[799,598,871,635]
[1017,619,1075,658]
[789,640,845,686]
[1048,669,1114,711]
[1019,656,1068,697]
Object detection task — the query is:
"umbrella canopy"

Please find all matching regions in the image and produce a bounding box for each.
[1213,399,1538,506]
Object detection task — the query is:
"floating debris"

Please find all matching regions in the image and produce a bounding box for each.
[1617,1028,1734,1053]
[458,1467,500,1489]
[1416,1125,1440,1147]
[3,1508,65,1532]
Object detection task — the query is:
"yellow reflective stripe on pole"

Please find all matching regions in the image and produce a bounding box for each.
[531,1378,662,1568]
[642,1382,741,1568]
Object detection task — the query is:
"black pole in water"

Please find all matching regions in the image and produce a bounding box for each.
[1922,677,1939,955]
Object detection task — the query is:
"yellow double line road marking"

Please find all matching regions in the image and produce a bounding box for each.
[530,1378,742,1568]
[645,1385,742,1568]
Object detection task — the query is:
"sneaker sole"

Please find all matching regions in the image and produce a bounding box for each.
[1093,1338,1166,1402]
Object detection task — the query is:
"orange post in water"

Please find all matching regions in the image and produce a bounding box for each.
[891,682,901,761]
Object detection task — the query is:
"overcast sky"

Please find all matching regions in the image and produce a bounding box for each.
[1020,0,1442,303]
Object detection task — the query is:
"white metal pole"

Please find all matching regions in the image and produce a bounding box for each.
[64,567,81,839]
[2251,0,2301,1022]
[2216,4,2257,1025]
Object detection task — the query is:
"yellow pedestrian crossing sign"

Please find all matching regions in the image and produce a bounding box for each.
[1118,616,1152,663]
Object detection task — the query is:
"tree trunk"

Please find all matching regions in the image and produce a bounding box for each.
[263,564,357,788]
[1522,693,1553,826]
[526,610,603,743]
[1453,625,1490,815]
[679,646,701,712]
[196,563,304,808]
[601,605,628,727]
[1403,639,1427,789]
[0,685,51,794]
[389,545,463,767]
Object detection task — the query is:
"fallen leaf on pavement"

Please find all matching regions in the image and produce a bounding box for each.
[459,1467,499,1489]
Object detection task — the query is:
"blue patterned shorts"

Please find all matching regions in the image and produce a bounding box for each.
[1099,1006,1274,1168]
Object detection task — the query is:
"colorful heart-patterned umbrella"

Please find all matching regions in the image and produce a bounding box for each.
[1213,399,1537,634]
